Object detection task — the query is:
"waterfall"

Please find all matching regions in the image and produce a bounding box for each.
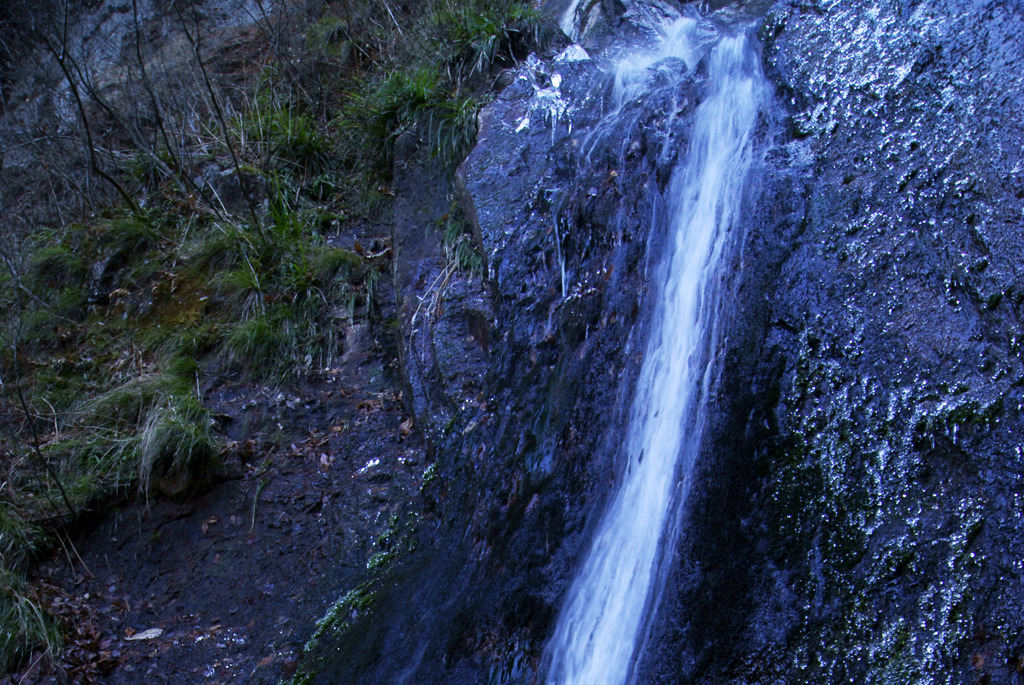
[544,15,765,685]
[559,0,583,36]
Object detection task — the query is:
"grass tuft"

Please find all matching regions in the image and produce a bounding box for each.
[138,392,217,497]
[441,205,485,277]
[26,245,87,291]
[0,568,61,675]
[223,307,292,374]
[437,2,546,80]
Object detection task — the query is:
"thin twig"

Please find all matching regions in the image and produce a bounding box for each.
[10,363,78,521]
[57,529,95,579]
[17,649,48,685]
[249,477,268,533]
[173,0,262,227]
[42,32,141,215]
[379,0,404,36]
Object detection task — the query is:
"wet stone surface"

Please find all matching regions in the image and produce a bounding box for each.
[302,9,758,681]
[644,0,1024,683]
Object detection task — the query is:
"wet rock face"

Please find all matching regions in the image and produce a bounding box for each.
[647,0,1024,683]
[312,26,713,680]
[315,0,1024,682]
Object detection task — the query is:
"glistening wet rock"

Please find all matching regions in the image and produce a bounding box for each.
[303,25,692,679]
[302,1,1024,682]
[643,1,1024,683]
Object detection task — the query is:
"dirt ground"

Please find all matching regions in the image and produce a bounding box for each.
[7,338,426,685]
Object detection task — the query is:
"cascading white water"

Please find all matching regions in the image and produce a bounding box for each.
[559,0,583,36]
[544,15,765,685]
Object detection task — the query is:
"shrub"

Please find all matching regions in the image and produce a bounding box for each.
[436,2,546,81]
[245,103,333,177]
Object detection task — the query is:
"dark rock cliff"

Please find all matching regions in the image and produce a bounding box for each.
[307,14,701,677]
[310,0,1024,683]
[649,0,1024,682]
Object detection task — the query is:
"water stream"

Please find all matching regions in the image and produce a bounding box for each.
[544,11,766,685]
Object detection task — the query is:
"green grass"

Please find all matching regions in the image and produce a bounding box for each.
[0,567,61,674]
[0,200,375,670]
[441,204,485,277]
[138,391,217,497]
[0,0,549,674]
[223,307,292,373]
[81,373,179,429]
[184,197,369,378]
[26,245,87,291]
[23,372,214,509]
[238,85,334,179]
[325,0,547,177]
[96,216,163,258]
[435,1,546,80]
[0,503,44,575]
[352,63,481,174]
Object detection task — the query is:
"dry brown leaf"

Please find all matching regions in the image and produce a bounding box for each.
[399,417,414,437]
[125,628,163,641]
[201,516,219,535]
